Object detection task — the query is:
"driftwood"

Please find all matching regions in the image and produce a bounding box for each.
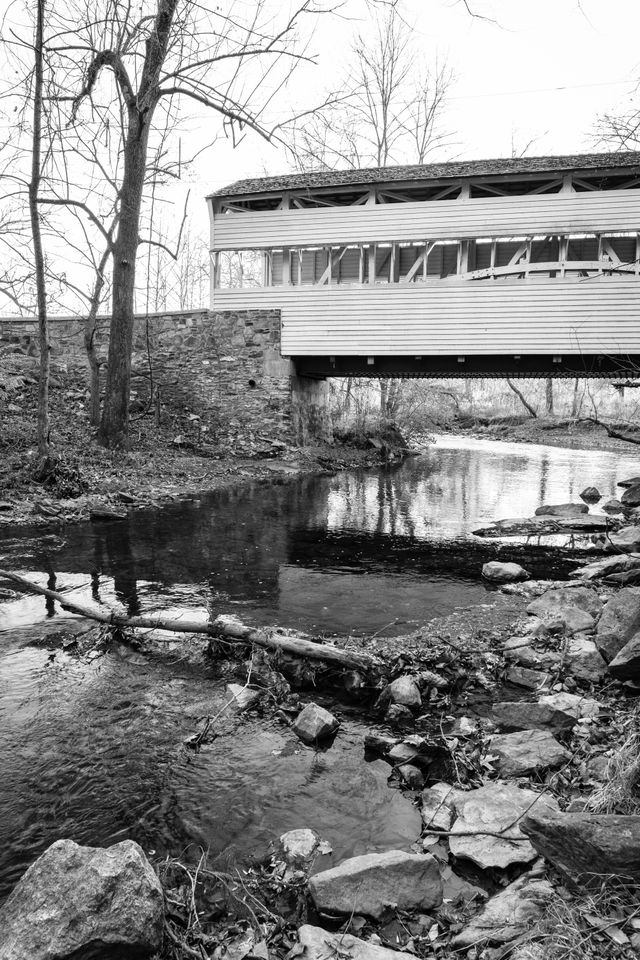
[0,569,381,673]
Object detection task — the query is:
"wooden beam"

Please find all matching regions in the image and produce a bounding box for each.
[464,259,639,280]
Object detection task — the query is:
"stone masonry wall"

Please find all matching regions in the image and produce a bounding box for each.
[0,309,294,439]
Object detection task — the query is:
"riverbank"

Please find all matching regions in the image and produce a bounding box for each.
[0,353,410,529]
[451,413,640,456]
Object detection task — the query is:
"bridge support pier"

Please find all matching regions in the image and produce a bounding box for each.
[291,373,333,445]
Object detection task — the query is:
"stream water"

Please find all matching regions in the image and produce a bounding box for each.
[1,436,639,898]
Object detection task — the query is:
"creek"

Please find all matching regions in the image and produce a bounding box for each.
[1,435,639,898]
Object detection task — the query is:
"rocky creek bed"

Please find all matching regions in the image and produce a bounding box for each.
[4,470,640,958]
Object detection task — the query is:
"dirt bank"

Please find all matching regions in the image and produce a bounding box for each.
[0,354,406,529]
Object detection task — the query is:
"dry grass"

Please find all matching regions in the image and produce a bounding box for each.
[515,879,640,960]
[587,729,640,815]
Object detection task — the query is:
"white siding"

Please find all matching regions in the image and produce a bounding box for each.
[211,277,640,356]
[211,190,640,250]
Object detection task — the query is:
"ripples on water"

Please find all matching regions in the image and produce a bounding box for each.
[1,437,639,897]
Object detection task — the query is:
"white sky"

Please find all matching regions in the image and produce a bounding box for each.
[185,0,640,224]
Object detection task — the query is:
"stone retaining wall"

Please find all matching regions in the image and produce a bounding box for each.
[0,309,294,438]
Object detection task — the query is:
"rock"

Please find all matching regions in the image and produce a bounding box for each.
[451,872,554,948]
[279,828,321,866]
[226,683,261,711]
[502,638,560,669]
[602,499,624,514]
[521,810,640,886]
[490,729,571,776]
[565,636,607,681]
[618,476,640,489]
[387,676,422,709]
[482,561,530,583]
[521,616,549,637]
[308,850,442,919]
[621,483,640,507]
[527,586,602,621]
[493,693,597,733]
[398,764,424,789]
[596,587,640,660]
[441,864,488,906]
[384,703,413,725]
[450,716,478,737]
[505,665,552,690]
[388,741,420,765]
[580,486,601,503]
[298,924,401,959]
[0,838,163,960]
[422,782,455,832]
[89,505,127,521]
[449,783,559,869]
[364,732,398,756]
[608,632,640,680]
[535,503,588,517]
[292,702,340,744]
[608,525,640,552]
[571,554,640,581]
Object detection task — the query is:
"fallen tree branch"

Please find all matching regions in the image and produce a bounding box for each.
[0,569,381,673]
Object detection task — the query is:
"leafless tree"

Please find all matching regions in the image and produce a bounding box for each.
[27,0,50,458]
[288,6,454,170]
[17,0,335,448]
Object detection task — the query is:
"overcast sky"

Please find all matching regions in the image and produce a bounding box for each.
[188,0,640,200]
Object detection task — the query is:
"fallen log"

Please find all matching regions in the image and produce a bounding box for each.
[0,569,381,673]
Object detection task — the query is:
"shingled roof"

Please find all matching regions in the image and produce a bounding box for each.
[210,152,640,199]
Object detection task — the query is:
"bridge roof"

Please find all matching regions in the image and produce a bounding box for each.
[210,151,640,200]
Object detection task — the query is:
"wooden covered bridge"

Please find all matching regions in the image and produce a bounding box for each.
[208,152,640,378]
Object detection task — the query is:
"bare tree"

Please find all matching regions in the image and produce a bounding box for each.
[288,5,454,170]
[25,0,332,448]
[27,0,50,459]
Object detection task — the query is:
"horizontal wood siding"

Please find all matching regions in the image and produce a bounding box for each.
[211,277,640,356]
[211,189,640,250]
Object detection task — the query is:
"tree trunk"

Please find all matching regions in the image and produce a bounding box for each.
[85,248,110,426]
[506,377,537,418]
[545,377,554,416]
[98,113,152,447]
[28,0,50,459]
[571,378,580,418]
[0,570,382,673]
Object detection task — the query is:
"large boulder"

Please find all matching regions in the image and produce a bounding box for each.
[597,587,640,660]
[608,632,640,680]
[298,924,400,959]
[521,810,640,886]
[0,839,164,960]
[308,850,442,918]
[602,499,624,514]
[482,561,529,583]
[535,503,588,518]
[292,702,339,744]
[490,729,571,777]
[448,783,559,869]
[580,486,601,503]
[451,871,554,948]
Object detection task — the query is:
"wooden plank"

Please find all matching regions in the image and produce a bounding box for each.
[212,276,640,357]
[211,189,640,250]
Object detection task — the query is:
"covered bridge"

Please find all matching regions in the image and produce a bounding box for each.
[208,153,640,378]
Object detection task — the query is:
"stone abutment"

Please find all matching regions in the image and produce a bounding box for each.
[0,309,332,444]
